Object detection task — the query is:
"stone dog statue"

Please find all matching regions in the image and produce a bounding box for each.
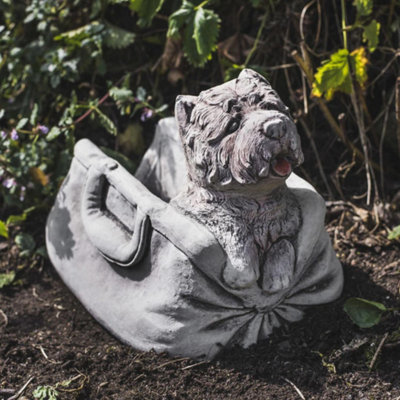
[46,69,343,360]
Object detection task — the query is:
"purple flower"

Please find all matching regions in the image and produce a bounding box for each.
[38,125,49,134]
[140,108,153,122]
[10,128,18,140]
[2,177,16,189]
[0,130,6,139]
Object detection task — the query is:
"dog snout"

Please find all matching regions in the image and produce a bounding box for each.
[263,119,287,139]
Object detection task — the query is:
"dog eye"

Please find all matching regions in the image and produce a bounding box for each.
[227,120,239,134]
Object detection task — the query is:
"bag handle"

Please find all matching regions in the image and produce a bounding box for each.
[81,161,150,267]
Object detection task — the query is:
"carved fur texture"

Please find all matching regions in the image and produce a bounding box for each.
[172,69,304,290]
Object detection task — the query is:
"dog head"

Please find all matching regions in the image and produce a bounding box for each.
[175,69,304,194]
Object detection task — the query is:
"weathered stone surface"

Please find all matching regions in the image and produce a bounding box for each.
[46,69,343,360]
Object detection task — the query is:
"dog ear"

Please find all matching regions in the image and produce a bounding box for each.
[238,68,270,85]
[175,95,197,132]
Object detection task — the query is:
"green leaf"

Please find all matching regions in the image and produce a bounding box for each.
[344,297,387,328]
[388,225,400,240]
[167,1,194,39]
[16,117,29,130]
[193,7,220,59]
[15,233,36,253]
[103,23,136,49]
[54,21,104,43]
[109,86,133,102]
[33,385,59,400]
[0,271,15,289]
[46,127,61,141]
[30,103,39,125]
[0,220,8,239]
[129,0,165,27]
[363,19,380,53]
[353,0,372,18]
[95,108,118,135]
[312,49,352,100]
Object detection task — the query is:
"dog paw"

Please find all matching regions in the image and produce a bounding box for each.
[262,239,295,293]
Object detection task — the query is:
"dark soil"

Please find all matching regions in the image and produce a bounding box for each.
[1,207,400,400]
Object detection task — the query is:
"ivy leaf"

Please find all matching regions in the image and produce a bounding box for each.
[103,23,136,49]
[167,0,194,39]
[353,0,372,18]
[95,108,117,135]
[388,225,400,240]
[130,0,165,27]
[363,19,380,53]
[312,49,352,100]
[0,220,8,239]
[344,297,387,328]
[193,7,220,59]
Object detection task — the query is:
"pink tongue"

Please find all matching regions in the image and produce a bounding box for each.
[273,158,291,176]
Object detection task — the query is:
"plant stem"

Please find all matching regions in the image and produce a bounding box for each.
[195,0,209,10]
[341,0,348,50]
[244,11,268,67]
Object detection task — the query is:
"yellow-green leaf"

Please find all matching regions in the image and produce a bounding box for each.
[350,47,368,88]
[312,49,352,100]
[363,20,380,53]
[388,225,400,240]
[0,220,8,239]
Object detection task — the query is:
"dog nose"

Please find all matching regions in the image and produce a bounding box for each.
[263,120,287,139]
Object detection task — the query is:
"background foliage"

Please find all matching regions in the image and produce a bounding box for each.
[0,0,400,250]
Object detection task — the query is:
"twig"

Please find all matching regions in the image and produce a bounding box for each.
[181,360,209,370]
[0,388,15,395]
[37,345,61,364]
[153,357,189,370]
[298,117,333,198]
[8,376,34,400]
[57,372,88,393]
[0,308,8,326]
[369,332,389,370]
[379,90,395,197]
[395,77,400,159]
[281,376,306,400]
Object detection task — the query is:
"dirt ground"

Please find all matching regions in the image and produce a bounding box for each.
[1,205,400,400]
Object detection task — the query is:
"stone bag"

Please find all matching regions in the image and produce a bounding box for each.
[46,117,343,360]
